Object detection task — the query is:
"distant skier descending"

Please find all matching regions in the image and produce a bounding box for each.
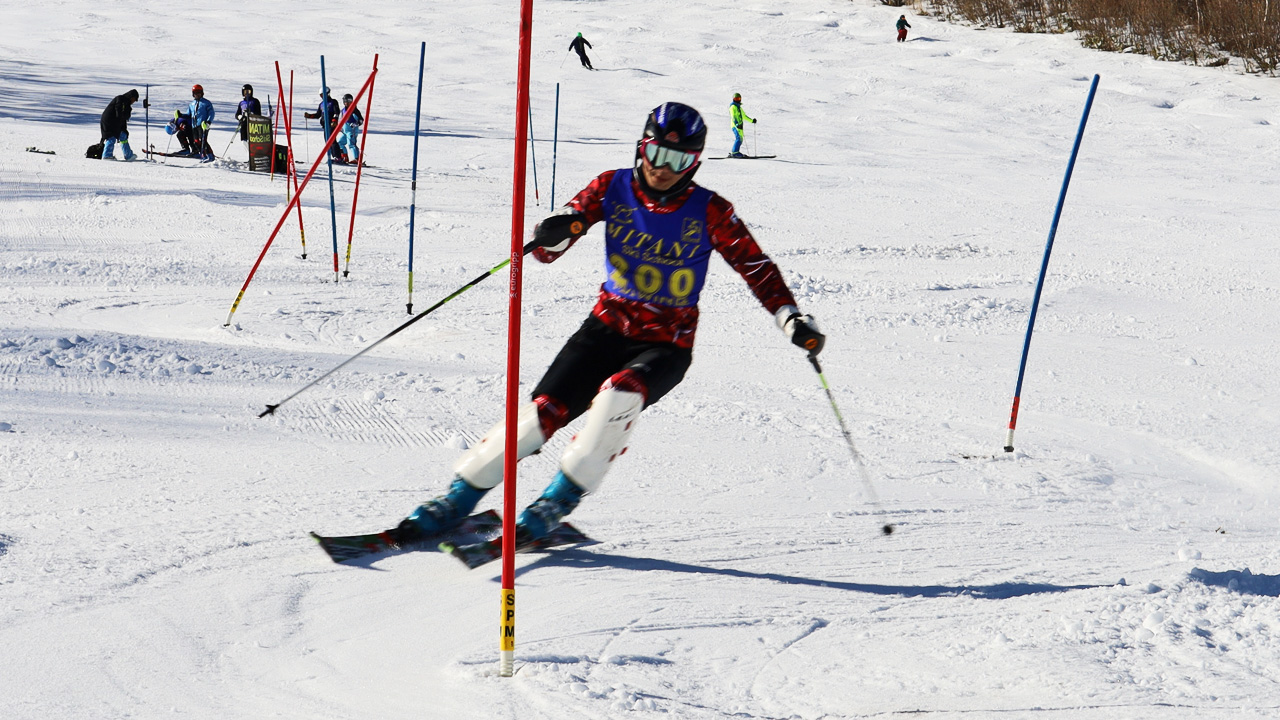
[570,32,594,69]
[897,15,912,42]
[729,92,756,158]
[388,102,825,550]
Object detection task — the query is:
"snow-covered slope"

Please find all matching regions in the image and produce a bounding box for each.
[3,1,1280,717]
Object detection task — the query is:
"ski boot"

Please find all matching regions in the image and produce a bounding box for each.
[516,471,587,542]
[391,477,487,542]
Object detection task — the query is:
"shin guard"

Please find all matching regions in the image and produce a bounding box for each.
[452,402,546,490]
[559,386,644,493]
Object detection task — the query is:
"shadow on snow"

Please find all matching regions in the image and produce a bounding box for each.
[517,549,1105,599]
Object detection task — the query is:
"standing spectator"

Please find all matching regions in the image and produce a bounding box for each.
[189,84,216,162]
[729,92,756,159]
[570,32,594,70]
[235,84,262,141]
[305,87,343,160]
[897,15,912,42]
[337,93,364,165]
[99,89,142,161]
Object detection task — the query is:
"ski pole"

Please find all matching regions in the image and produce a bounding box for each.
[144,85,150,159]
[222,121,240,159]
[1004,74,1099,453]
[528,103,539,204]
[550,83,560,208]
[259,240,541,418]
[807,354,894,536]
[559,48,570,68]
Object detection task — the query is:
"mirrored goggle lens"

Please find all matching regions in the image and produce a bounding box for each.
[643,140,699,172]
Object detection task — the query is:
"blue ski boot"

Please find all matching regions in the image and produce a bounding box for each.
[516,471,587,542]
[392,477,487,542]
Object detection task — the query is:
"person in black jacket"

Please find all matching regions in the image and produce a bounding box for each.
[235,84,262,141]
[100,89,143,161]
[570,33,593,70]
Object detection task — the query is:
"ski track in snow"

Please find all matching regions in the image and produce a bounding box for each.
[3,0,1280,717]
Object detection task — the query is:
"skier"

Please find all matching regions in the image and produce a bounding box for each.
[390,102,824,548]
[304,87,342,160]
[897,15,912,42]
[188,84,216,162]
[99,89,143,161]
[336,93,364,164]
[235,84,262,141]
[729,92,756,158]
[570,32,594,70]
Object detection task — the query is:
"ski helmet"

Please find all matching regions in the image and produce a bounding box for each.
[319,86,330,97]
[733,92,742,102]
[242,84,253,95]
[642,102,706,153]
[342,93,354,103]
[191,84,204,95]
[634,102,706,202]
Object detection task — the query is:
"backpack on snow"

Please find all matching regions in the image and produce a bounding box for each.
[86,142,104,159]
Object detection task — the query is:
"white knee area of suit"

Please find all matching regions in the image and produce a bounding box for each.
[452,402,546,490]
[560,387,644,494]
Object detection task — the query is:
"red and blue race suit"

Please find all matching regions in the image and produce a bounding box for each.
[533,168,798,349]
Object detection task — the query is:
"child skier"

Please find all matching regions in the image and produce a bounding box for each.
[336,93,363,164]
[235,84,262,140]
[385,102,824,549]
[99,89,142,161]
[188,84,216,162]
[166,111,194,155]
[729,92,756,158]
[897,15,912,42]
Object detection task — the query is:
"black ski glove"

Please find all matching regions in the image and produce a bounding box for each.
[531,212,587,251]
[777,307,825,356]
[752,118,758,123]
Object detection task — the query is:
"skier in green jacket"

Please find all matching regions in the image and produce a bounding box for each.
[730,93,755,158]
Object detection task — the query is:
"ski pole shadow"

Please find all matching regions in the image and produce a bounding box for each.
[514,549,1105,599]
[593,68,667,76]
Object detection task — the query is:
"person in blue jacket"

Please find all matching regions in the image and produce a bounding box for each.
[188,84,216,162]
[305,87,343,160]
[337,93,363,164]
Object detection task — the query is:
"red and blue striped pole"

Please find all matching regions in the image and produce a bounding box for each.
[1005,74,1100,452]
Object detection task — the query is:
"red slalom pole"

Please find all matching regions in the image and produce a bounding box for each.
[343,54,379,278]
[287,70,306,258]
[499,0,535,679]
[276,63,307,258]
[225,67,377,326]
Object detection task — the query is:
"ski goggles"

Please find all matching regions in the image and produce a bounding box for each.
[640,138,700,173]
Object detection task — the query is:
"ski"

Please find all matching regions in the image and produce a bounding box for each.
[707,154,776,160]
[25,147,56,155]
[312,508,502,563]
[440,522,593,570]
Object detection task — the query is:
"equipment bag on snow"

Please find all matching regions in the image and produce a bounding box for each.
[86,142,104,159]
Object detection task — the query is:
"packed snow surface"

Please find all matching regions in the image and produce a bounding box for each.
[3,0,1280,718]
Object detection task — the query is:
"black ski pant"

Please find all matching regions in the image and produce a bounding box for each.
[532,315,692,422]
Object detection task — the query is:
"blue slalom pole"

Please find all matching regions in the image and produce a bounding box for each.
[550,83,560,208]
[407,41,426,314]
[320,56,340,282]
[1005,74,1100,453]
